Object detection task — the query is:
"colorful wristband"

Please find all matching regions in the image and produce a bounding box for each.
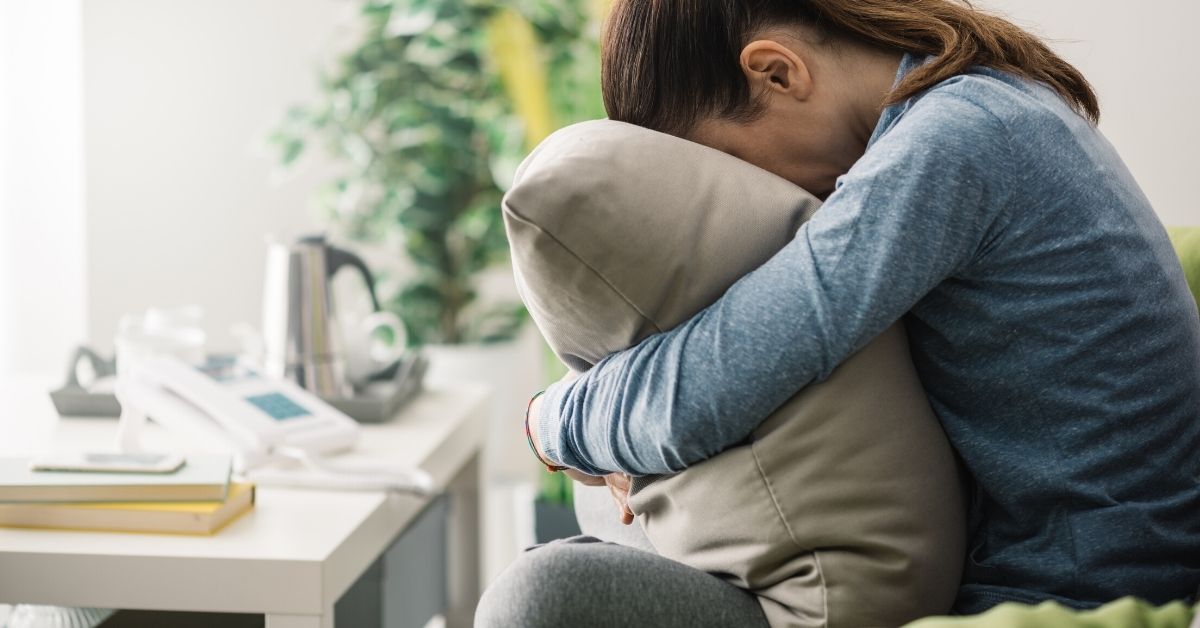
[525,391,566,473]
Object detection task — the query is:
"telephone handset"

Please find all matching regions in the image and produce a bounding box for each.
[115,355,432,494]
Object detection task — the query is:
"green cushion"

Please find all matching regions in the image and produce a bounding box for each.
[1168,227,1200,307]
[903,597,1194,628]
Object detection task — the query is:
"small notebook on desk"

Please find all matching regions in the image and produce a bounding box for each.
[0,455,231,503]
[0,483,255,534]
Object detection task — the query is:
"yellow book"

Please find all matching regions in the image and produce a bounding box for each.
[0,483,255,535]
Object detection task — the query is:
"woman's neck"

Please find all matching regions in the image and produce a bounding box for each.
[838,46,904,152]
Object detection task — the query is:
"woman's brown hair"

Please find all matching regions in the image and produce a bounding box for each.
[601,0,1100,137]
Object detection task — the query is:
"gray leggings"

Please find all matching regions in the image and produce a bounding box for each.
[474,536,770,628]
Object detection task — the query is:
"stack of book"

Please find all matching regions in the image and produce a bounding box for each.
[0,456,254,535]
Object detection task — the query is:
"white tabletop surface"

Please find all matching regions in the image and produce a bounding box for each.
[0,375,488,619]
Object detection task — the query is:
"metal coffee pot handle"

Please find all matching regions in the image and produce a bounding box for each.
[314,238,384,313]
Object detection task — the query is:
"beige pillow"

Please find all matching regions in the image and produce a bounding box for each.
[504,120,965,628]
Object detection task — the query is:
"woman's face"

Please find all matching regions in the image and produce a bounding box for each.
[686,34,900,198]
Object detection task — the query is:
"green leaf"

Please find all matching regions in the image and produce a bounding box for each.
[280,139,305,166]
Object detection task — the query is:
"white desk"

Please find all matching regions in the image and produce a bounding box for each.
[0,377,489,628]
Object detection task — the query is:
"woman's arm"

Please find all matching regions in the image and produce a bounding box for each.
[537,93,1017,477]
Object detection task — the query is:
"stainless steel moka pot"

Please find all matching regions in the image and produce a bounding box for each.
[262,235,385,398]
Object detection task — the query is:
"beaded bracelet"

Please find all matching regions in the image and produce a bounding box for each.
[525,391,567,473]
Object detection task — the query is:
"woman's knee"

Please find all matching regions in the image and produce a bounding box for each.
[475,536,770,628]
[475,540,598,628]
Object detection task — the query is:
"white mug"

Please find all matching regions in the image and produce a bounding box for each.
[341,311,407,386]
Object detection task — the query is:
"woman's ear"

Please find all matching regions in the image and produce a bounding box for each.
[740,39,814,101]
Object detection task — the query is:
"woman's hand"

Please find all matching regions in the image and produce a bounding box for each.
[605,473,635,525]
[560,469,635,525]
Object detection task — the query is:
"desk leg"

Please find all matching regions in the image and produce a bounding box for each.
[445,451,482,628]
[265,610,333,628]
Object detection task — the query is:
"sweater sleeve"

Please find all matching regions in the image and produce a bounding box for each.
[538,93,1017,476]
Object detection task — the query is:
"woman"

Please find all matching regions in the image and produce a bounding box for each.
[477,1,1200,626]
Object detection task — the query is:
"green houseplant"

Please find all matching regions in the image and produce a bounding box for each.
[270,0,605,346]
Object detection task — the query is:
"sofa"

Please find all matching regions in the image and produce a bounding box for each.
[1169,227,1200,307]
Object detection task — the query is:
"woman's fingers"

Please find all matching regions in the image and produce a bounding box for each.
[605,473,635,525]
[558,467,635,524]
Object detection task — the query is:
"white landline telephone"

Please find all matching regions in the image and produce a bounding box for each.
[115,355,432,494]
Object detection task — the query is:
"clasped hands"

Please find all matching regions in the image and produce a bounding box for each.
[564,468,635,526]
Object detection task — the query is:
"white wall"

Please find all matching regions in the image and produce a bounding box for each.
[982,0,1199,226]
[82,0,352,353]
[0,0,88,376]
